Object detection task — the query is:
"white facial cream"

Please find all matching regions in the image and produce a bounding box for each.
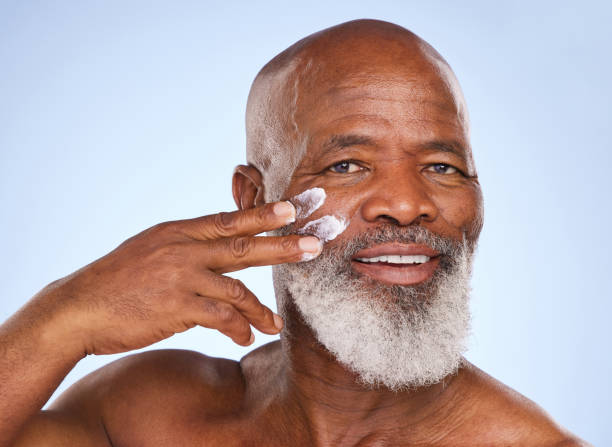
[290,187,326,219]
[298,215,348,243]
[289,187,349,250]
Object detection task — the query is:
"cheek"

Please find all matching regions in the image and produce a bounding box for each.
[436,185,484,241]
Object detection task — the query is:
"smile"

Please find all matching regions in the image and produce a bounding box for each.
[354,255,430,264]
[351,243,441,286]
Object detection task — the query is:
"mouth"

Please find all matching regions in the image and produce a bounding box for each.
[351,243,441,286]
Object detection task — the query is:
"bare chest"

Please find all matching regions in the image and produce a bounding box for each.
[107,407,442,447]
[106,413,475,447]
[108,413,307,447]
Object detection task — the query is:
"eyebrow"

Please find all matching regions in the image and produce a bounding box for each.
[420,140,468,162]
[320,134,467,162]
[320,134,376,156]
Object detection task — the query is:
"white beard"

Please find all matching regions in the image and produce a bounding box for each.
[272,225,476,391]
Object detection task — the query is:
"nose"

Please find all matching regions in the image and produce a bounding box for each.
[360,168,439,226]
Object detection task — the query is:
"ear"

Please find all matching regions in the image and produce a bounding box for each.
[232,165,266,210]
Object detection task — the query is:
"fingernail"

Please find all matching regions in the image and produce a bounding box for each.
[273,201,296,223]
[273,313,284,331]
[248,333,255,345]
[298,236,322,253]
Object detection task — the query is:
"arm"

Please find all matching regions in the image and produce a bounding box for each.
[0,283,99,446]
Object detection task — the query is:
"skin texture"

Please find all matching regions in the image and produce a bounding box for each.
[2,19,589,446]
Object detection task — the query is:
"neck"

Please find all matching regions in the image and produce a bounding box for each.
[278,299,465,446]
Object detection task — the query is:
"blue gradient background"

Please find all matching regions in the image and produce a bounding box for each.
[1,1,610,444]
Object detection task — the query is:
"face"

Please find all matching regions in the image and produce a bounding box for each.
[270,42,484,389]
[282,47,483,274]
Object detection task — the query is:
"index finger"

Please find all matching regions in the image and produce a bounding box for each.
[179,202,296,241]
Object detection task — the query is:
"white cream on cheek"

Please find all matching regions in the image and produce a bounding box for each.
[291,187,326,219]
[289,187,350,245]
[298,215,348,243]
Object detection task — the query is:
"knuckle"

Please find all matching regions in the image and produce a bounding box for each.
[161,220,181,233]
[212,212,235,237]
[230,236,251,258]
[280,237,296,251]
[233,317,250,336]
[143,223,165,239]
[218,305,239,324]
[228,279,248,304]
[150,221,176,235]
[140,221,182,245]
[201,299,219,317]
[150,222,167,232]
[256,205,269,224]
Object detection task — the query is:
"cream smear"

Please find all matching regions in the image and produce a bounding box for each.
[289,187,349,257]
[290,187,326,219]
[298,215,348,243]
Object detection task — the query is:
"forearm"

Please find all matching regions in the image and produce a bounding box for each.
[0,286,85,446]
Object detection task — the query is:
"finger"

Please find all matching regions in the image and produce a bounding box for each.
[178,202,296,241]
[203,235,322,274]
[188,272,282,335]
[188,297,255,346]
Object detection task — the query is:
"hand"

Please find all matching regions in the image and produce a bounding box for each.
[41,201,321,355]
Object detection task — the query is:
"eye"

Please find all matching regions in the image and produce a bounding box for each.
[328,161,363,174]
[427,163,460,175]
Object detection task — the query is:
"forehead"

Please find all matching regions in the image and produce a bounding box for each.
[293,54,470,158]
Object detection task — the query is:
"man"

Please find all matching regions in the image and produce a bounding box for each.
[0,19,588,446]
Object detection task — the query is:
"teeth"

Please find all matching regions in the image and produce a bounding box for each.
[356,255,431,264]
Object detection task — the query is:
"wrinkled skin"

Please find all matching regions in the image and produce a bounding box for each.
[7,19,587,447]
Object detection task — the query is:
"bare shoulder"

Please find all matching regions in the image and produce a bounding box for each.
[53,348,244,409]
[48,349,247,439]
[455,360,591,446]
[13,349,245,446]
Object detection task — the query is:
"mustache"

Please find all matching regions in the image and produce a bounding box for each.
[321,224,469,261]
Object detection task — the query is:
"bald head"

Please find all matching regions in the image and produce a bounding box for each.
[245,18,470,202]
